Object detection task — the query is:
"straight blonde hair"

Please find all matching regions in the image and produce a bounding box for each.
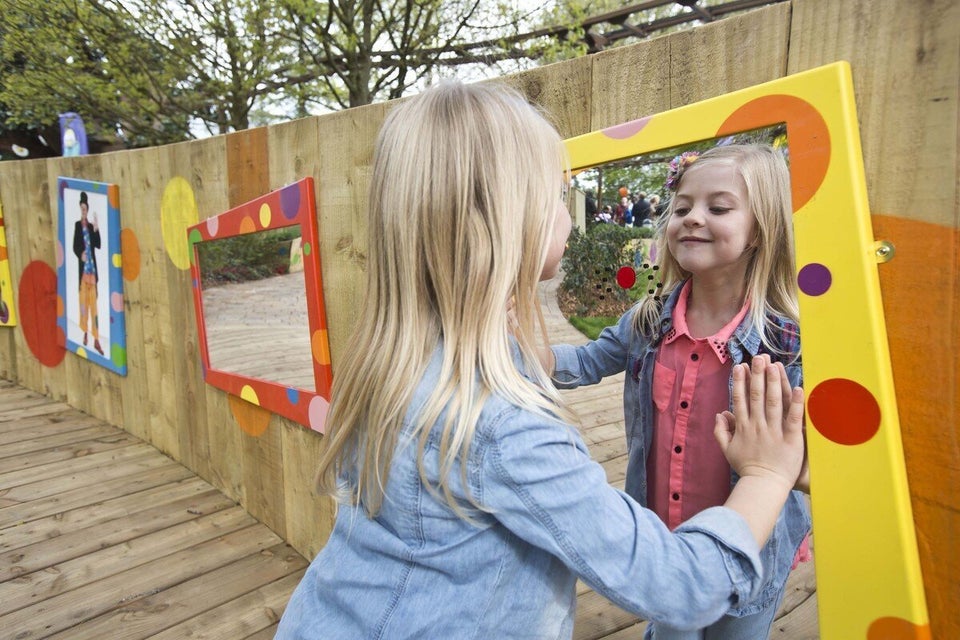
[315,81,575,517]
[635,144,799,352]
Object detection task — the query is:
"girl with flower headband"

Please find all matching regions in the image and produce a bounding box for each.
[276,85,806,639]
[541,143,811,639]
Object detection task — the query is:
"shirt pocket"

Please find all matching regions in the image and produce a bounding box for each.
[652,361,676,413]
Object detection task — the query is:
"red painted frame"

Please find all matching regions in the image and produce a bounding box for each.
[187,177,332,432]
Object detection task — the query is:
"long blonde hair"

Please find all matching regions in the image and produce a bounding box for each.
[315,81,574,517]
[635,144,798,352]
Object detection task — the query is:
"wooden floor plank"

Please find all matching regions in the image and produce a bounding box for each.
[0,430,139,475]
[0,422,126,459]
[0,462,194,526]
[148,570,305,640]
[51,541,308,640]
[0,448,178,507]
[0,476,212,553]
[0,525,279,638]
[0,491,241,589]
[0,442,159,491]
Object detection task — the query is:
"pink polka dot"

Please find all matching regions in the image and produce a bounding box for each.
[308,394,330,432]
[111,291,124,312]
[808,378,881,445]
[601,117,651,140]
[616,266,636,289]
[206,216,219,236]
[56,241,64,268]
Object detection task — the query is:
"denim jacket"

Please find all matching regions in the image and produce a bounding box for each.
[276,344,773,639]
[551,285,811,616]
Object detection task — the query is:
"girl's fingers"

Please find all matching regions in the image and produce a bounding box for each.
[765,359,784,426]
[749,355,768,427]
[785,387,805,437]
[714,413,732,451]
[731,363,749,426]
[776,361,791,407]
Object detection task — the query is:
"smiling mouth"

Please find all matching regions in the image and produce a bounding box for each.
[679,237,710,243]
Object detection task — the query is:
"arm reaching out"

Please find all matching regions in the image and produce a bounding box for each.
[715,355,805,548]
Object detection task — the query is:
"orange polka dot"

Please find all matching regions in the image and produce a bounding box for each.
[228,394,272,437]
[239,216,257,234]
[108,184,120,209]
[717,95,830,211]
[0,246,6,261]
[312,329,331,366]
[868,617,931,640]
[120,228,141,281]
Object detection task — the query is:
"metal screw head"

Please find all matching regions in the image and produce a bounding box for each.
[874,240,895,263]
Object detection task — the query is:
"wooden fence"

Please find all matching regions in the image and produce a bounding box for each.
[0,1,955,636]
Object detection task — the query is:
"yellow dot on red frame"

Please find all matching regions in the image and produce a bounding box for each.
[259,203,272,228]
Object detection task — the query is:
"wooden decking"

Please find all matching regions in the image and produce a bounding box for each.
[0,284,818,638]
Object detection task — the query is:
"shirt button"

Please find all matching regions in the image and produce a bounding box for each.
[691,353,699,361]
[674,445,682,454]
[680,400,689,409]
[672,493,680,501]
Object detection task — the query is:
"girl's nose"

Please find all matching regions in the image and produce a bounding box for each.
[683,205,705,226]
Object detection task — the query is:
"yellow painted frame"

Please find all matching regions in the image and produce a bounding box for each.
[565,62,929,639]
[0,200,14,326]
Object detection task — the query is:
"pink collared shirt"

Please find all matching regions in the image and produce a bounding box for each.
[647,281,750,530]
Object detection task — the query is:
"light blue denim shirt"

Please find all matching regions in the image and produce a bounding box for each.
[276,345,771,639]
[551,284,811,617]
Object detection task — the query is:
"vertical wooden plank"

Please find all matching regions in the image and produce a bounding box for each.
[226,127,271,207]
[789,1,959,636]
[118,146,164,445]
[0,179,20,380]
[223,124,286,537]
[281,420,335,559]
[4,159,65,399]
[589,34,671,131]
[502,55,594,139]
[667,3,790,107]
[168,136,230,479]
[314,103,392,368]
[267,114,326,554]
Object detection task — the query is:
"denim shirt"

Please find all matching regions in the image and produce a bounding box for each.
[551,285,811,616]
[276,345,772,639]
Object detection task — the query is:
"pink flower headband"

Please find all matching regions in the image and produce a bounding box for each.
[665,151,700,191]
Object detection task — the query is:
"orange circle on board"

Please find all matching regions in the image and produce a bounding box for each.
[239,216,257,234]
[108,185,120,209]
[120,228,141,281]
[867,617,931,640]
[717,94,830,211]
[228,394,272,437]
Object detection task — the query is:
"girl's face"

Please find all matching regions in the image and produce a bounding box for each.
[666,160,755,280]
[541,199,571,281]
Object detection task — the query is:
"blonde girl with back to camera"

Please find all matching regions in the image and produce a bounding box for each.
[546,143,812,639]
[275,85,806,639]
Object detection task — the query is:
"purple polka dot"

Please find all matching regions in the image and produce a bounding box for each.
[280,183,301,220]
[798,263,831,296]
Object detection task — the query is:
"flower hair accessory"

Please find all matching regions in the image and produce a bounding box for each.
[665,151,700,191]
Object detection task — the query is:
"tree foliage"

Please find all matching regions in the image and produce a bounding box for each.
[0,0,780,151]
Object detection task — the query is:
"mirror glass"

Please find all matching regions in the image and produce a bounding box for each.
[561,127,820,635]
[194,224,316,391]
